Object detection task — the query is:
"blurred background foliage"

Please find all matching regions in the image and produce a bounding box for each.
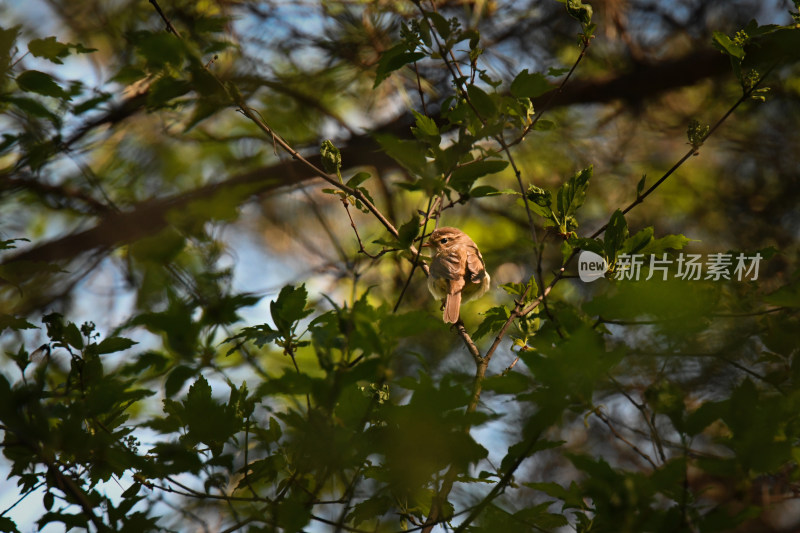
[0,0,799,531]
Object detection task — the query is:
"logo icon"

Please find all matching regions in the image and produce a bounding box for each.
[578,250,608,282]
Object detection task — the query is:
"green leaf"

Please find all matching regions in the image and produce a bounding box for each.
[0,26,20,79]
[765,279,800,307]
[96,336,138,355]
[147,76,191,108]
[239,456,283,488]
[556,166,592,219]
[0,95,61,124]
[110,65,147,85]
[334,385,372,428]
[381,309,444,339]
[481,372,529,394]
[0,515,19,533]
[373,43,425,87]
[604,210,628,261]
[687,119,710,149]
[466,84,497,117]
[637,233,691,256]
[261,369,315,396]
[397,214,421,249]
[522,325,622,402]
[474,305,510,340]
[375,134,427,175]
[64,322,84,350]
[348,494,393,527]
[42,492,54,511]
[271,284,313,333]
[69,42,96,55]
[469,185,499,197]
[320,139,342,175]
[510,69,552,98]
[622,227,654,254]
[685,401,726,436]
[165,365,197,397]
[565,0,593,25]
[0,260,64,288]
[37,512,88,531]
[129,227,186,263]
[427,11,454,40]
[16,70,69,99]
[0,238,28,251]
[712,31,745,60]
[513,503,569,529]
[526,184,552,211]
[346,171,371,188]
[0,314,36,333]
[71,92,112,115]
[743,26,800,69]
[411,110,439,138]
[28,36,70,64]
[636,174,646,197]
[201,292,260,327]
[533,119,556,130]
[525,481,584,507]
[183,376,241,450]
[121,483,141,500]
[500,278,538,307]
[224,324,280,354]
[184,96,229,131]
[451,159,508,194]
[149,441,203,475]
[134,31,186,68]
[502,439,564,473]
[547,66,570,76]
[569,237,604,256]
[274,496,312,531]
[645,381,686,432]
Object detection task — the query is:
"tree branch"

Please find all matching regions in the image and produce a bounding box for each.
[1,49,736,276]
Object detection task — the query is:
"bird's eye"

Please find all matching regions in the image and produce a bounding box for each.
[440,238,448,244]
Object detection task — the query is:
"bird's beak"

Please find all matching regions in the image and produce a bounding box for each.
[421,241,432,248]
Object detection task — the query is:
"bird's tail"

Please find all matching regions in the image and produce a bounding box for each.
[443,292,461,324]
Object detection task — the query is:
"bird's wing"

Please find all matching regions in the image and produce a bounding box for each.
[465,247,487,284]
[431,251,466,287]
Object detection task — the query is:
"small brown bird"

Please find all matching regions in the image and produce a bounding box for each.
[423,227,491,323]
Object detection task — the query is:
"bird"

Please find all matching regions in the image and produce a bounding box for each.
[423,227,491,323]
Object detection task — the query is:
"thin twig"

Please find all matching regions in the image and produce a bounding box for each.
[501,355,520,375]
[413,62,428,116]
[593,407,658,469]
[286,345,312,411]
[589,66,774,240]
[508,38,592,147]
[607,375,667,463]
[342,198,381,259]
[149,0,182,37]
[0,480,46,517]
[596,306,790,326]
[393,195,436,312]
[302,187,348,263]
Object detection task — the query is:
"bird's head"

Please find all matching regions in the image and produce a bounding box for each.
[423,227,469,252]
